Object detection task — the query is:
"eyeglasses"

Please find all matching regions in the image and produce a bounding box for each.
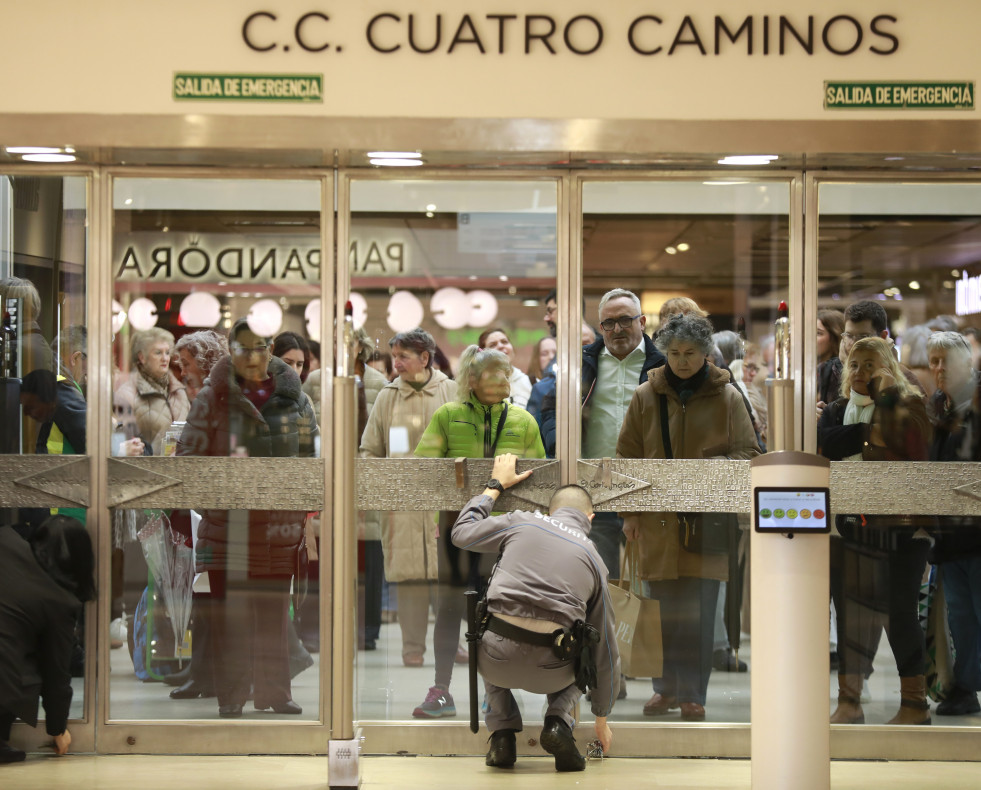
[599,314,641,332]
[841,331,876,342]
[232,343,269,356]
[744,363,760,373]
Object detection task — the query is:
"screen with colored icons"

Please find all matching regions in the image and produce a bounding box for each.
[754,487,831,533]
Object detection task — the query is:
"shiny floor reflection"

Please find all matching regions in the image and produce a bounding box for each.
[4,755,981,790]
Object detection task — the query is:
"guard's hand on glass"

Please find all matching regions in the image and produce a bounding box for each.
[491,453,532,489]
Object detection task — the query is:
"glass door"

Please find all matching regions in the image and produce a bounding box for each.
[0,171,94,753]
[571,174,797,742]
[97,172,331,753]
[345,174,561,749]
[812,176,981,751]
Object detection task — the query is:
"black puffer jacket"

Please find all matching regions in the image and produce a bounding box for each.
[177,354,318,576]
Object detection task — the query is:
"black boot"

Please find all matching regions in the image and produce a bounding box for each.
[0,739,26,764]
[540,716,585,772]
[485,729,516,768]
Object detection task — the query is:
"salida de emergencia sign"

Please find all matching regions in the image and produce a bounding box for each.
[174,73,323,102]
[824,81,974,110]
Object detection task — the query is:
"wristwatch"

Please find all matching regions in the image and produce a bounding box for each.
[485,478,505,494]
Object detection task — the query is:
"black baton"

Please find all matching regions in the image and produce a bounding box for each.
[465,590,480,734]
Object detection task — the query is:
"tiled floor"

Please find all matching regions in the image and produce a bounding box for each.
[3,754,981,790]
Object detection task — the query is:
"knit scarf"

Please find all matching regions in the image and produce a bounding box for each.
[842,390,875,461]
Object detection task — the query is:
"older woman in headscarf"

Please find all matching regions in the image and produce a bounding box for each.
[409,345,545,719]
[114,327,189,455]
[617,313,760,723]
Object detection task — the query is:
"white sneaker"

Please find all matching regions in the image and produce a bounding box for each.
[110,616,127,649]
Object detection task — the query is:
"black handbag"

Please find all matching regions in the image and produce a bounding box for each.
[658,394,737,555]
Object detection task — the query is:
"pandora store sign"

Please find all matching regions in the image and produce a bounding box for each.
[115,235,408,284]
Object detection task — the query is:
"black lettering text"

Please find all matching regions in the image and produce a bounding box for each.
[366,13,400,53]
[282,250,306,279]
[628,15,663,55]
[822,15,862,56]
[148,247,173,280]
[362,242,386,271]
[116,247,144,278]
[669,16,707,55]
[250,249,277,279]
[564,15,603,55]
[295,11,330,53]
[178,248,209,279]
[487,14,517,54]
[408,13,441,53]
[525,15,557,54]
[216,248,244,279]
[869,14,898,55]
[243,11,276,52]
[386,242,405,273]
[448,14,486,54]
[780,16,814,54]
[715,16,753,55]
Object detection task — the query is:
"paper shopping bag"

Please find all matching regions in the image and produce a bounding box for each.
[608,545,662,678]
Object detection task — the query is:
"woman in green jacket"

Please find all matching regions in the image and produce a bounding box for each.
[410,345,545,719]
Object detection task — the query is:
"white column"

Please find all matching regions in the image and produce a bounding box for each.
[751,452,830,790]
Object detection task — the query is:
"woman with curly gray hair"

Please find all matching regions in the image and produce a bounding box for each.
[617,313,760,722]
[175,330,228,402]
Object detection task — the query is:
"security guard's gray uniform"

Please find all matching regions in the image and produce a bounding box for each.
[451,494,620,733]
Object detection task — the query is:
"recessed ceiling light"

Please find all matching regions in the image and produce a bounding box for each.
[369,158,424,167]
[718,155,778,166]
[665,246,678,255]
[908,280,921,290]
[425,204,436,211]
[367,151,422,159]
[6,146,61,154]
[677,242,690,252]
[21,153,76,162]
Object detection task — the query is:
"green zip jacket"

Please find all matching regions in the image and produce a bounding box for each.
[414,394,546,460]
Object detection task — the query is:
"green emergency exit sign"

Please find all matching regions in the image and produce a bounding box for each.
[173,73,323,102]
[824,81,974,110]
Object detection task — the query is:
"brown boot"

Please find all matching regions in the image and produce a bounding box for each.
[830,674,865,724]
[887,675,931,725]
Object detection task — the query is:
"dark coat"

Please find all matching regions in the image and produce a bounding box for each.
[540,335,666,455]
[0,527,80,735]
[177,354,318,576]
[927,382,981,561]
[817,383,932,533]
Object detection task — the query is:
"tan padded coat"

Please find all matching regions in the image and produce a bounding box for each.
[359,370,455,582]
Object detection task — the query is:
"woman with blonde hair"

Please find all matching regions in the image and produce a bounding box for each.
[818,336,933,725]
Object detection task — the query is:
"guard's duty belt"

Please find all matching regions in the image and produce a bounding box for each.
[484,614,563,649]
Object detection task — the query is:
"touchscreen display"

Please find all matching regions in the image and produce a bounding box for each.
[754,487,830,533]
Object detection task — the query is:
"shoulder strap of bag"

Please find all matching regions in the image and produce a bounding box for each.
[658,393,673,459]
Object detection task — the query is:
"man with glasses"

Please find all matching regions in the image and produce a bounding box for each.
[541,288,665,582]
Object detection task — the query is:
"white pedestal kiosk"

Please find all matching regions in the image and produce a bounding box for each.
[750,450,830,790]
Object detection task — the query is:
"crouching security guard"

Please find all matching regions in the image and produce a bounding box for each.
[452,452,620,771]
